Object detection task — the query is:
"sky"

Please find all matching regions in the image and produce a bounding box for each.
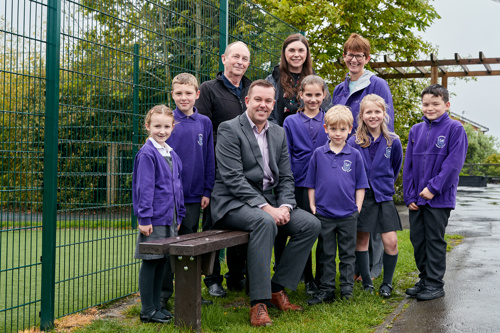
[419,0,500,141]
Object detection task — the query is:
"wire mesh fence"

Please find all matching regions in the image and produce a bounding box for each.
[0,0,298,331]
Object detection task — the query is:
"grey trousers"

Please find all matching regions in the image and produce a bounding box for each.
[316,212,358,294]
[220,204,320,301]
[409,205,451,288]
[179,203,202,235]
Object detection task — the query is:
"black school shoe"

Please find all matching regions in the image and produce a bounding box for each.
[379,283,393,298]
[364,285,375,294]
[305,280,320,295]
[307,291,335,305]
[416,286,445,301]
[405,280,425,297]
[158,307,173,318]
[208,283,227,297]
[140,309,172,323]
[341,291,353,300]
[201,297,213,305]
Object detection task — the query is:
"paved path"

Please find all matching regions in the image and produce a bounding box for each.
[383,184,500,333]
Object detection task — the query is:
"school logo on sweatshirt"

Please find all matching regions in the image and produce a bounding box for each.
[198,134,203,146]
[384,147,392,158]
[436,136,446,149]
[342,160,352,172]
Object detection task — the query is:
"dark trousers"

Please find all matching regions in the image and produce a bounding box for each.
[274,187,315,283]
[203,205,246,287]
[316,212,358,294]
[409,205,451,288]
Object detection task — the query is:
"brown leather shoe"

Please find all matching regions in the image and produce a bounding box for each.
[270,290,304,311]
[250,303,273,327]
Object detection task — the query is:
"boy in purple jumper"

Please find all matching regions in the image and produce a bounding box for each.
[404,84,468,301]
[164,73,215,305]
[305,105,369,304]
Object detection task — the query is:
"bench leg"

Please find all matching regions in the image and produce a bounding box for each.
[174,255,202,332]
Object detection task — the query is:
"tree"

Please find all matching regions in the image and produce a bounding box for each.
[254,0,439,79]
[463,124,498,164]
[254,0,441,203]
[484,153,500,177]
[1,20,45,211]
[461,124,498,176]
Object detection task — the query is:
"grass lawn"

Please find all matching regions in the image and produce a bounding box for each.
[67,230,463,333]
[0,227,140,332]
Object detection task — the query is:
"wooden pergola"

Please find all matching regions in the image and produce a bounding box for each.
[368,52,500,88]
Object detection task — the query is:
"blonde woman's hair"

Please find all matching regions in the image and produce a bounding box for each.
[355,94,398,148]
[324,105,353,128]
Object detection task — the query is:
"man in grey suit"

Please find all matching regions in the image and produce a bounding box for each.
[211,80,321,327]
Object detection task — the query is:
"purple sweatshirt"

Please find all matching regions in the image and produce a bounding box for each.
[403,112,468,209]
[132,140,185,226]
[348,135,403,202]
[283,110,328,187]
[332,70,394,132]
[167,107,215,203]
[304,142,369,219]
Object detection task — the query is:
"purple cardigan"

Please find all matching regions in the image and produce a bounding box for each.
[132,140,185,226]
[403,113,468,208]
[332,70,394,132]
[348,135,403,202]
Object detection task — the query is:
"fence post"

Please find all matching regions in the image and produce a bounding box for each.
[219,0,228,72]
[40,0,61,329]
[131,44,139,230]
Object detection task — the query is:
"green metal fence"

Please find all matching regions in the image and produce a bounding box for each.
[0,0,298,331]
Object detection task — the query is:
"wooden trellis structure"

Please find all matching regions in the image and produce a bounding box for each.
[368,52,500,88]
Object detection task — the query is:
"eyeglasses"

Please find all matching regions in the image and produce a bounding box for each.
[344,53,366,61]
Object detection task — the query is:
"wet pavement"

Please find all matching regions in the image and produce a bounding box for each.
[382,184,500,333]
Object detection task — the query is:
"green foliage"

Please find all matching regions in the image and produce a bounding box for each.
[253,0,440,203]
[254,0,439,81]
[463,123,498,164]
[460,124,498,176]
[0,29,45,211]
[484,153,500,177]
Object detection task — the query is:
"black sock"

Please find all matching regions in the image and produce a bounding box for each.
[382,252,398,286]
[251,299,267,307]
[271,281,284,293]
[355,251,373,288]
[153,258,166,309]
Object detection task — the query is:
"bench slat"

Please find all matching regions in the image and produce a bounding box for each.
[169,231,249,256]
[138,230,230,255]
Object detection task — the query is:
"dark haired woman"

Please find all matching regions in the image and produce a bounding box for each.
[266,33,331,126]
[266,34,331,296]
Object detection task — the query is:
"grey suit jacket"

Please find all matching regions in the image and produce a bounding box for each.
[211,112,296,223]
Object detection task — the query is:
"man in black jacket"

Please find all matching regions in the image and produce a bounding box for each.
[195,41,252,298]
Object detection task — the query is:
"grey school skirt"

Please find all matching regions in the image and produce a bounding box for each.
[357,188,402,234]
[134,223,178,260]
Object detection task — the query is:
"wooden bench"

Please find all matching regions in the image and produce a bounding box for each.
[139,229,250,332]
